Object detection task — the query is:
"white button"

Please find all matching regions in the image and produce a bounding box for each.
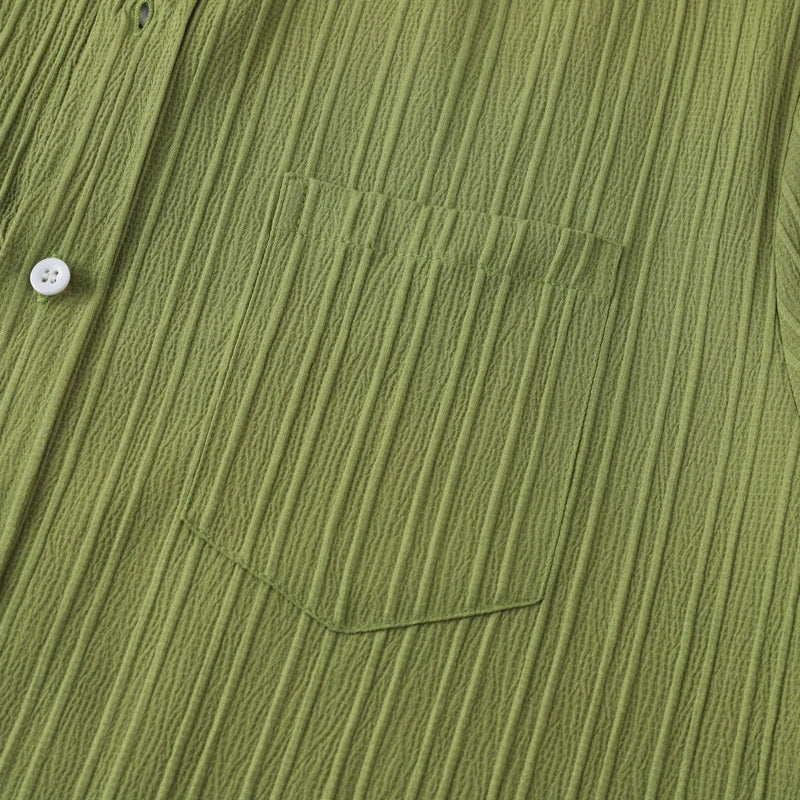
[30,257,70,295]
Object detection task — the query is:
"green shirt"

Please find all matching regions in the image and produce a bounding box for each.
[2,1,800,797]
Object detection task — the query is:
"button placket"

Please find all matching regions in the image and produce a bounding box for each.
[0,0,198,562]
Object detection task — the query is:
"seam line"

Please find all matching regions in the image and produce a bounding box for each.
[179,514,542,634]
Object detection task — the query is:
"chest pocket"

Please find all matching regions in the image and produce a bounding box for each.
[181,172,624,633]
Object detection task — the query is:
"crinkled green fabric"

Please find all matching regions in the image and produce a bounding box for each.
[2,1,800,798]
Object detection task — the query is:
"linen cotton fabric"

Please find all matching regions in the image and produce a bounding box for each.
[2,1,800,798]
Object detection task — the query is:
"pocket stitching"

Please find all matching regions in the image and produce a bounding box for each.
[180,513,545,633]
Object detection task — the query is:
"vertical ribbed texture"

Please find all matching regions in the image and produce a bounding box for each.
[2,1,800,799]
